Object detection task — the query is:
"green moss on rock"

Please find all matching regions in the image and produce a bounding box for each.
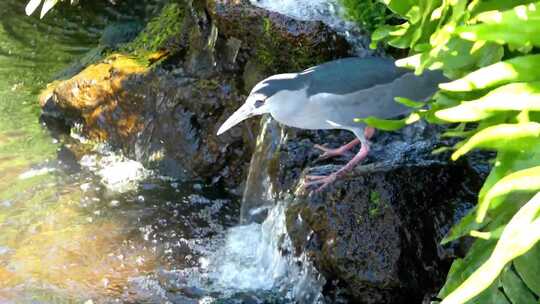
[207,0,350,80]
[123,2,186,54]
[369,190,382,217]
[253,16,331,74]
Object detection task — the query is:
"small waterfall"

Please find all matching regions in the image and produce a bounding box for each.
[208,2,378,300]
[250,0,374,57]
[209,117,325,303]
[211,200,325,303]
[240,115,285,223]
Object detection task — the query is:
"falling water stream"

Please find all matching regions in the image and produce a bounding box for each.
[0,0,358,302]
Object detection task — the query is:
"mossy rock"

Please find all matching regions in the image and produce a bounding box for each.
[207,0,351,75]
[123,2,187,55]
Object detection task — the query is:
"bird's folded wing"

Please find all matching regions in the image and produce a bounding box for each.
[302,57,408,97]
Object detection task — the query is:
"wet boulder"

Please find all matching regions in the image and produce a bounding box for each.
[208,0,350,83]
[39,0,352,191]
[245,120,486,303]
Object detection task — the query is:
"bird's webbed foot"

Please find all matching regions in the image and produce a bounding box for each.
[304,173,338,192]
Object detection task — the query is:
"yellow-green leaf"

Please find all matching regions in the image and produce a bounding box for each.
[441,206,484,244]
[354,113,420,131]
[25,0,41,16]
[441,192,540,304]
[478,166,540,223]
[451,123,540,160]
[469,0,539,16]
[440,55,540,92]
[383,0,417,16]
[458,3,540,47]
[436,82,540,122]
[394,97,425,108]
[438,238,497,299]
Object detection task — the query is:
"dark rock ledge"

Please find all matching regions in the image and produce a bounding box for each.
[243,118,486,303]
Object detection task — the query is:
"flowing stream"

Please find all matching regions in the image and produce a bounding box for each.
[0,0,354,302]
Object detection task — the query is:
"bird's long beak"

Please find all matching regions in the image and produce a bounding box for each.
[217,103,254,135]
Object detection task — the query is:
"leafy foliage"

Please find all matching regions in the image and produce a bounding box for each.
[367,1,540,303]
[339,0,396,32]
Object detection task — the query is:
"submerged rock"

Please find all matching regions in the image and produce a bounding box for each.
[243,120,486,303]
[39,0,352,191]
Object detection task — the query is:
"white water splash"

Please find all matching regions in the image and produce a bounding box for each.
[250,0,373,56]
[210,201,325,303]
[251,0,340,23]
[80,146,150,193]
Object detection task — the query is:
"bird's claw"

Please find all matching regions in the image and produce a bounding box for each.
[303,173,338,192]
[314,144,350,160]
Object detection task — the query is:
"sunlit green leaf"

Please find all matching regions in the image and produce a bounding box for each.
[458,3,540,47]
[394,96,425,108]
[41,0,59,19]
[406,5,421,24]
[438,238,497,299]
[470,225,504,240]
[451,123,540,160]
[371,25,396,41]
[440,55,540,92]
[441,206,483,244]
[467,284,510,304]
[441,192,540,304]
[354,113,419,131]
[442,175,526,245]
[477,166,540,223]
[25,0,42,16]
[382,0,417,16]
[436,82,540,122]
[373,0,540,301]
[469,0,538,16]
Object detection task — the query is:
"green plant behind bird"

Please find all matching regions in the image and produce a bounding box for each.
[358,1,540,303]
[339,0,396,32]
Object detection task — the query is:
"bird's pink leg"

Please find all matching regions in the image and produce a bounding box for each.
[314,127,375,160]
[314,139,360,159]
[305,141,370,192]
[364,127,375,140]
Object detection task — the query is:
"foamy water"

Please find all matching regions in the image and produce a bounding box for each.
[209,201,325,303]
[250,0,373,56]
[80,145,150,193]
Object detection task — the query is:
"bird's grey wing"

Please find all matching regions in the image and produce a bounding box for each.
[309,69,446,129]
[301,57,408,97]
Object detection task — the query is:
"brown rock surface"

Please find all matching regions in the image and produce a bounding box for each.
[40,0,352,191]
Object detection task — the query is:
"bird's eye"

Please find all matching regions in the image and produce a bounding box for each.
[254,99,265,108]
